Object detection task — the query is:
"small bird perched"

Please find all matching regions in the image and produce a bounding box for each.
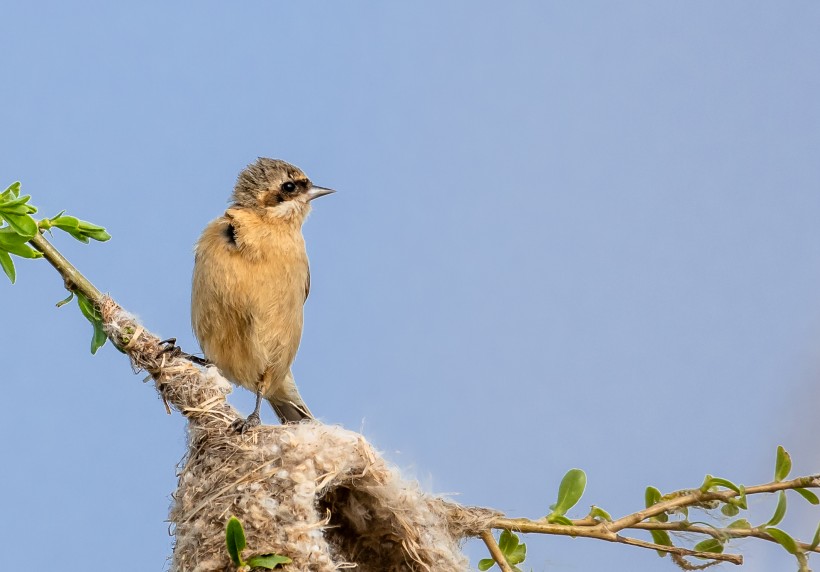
[191,158,334,431]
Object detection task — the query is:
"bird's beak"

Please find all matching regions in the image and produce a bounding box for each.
[306,185,336,202]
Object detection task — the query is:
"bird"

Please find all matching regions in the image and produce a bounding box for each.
[191,158,334,431]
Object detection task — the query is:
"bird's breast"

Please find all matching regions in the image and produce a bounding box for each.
[191,213,309,389]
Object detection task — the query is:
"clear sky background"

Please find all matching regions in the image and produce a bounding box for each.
[1,2,819,571]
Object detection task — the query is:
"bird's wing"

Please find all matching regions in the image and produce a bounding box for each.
[304,265,310,303]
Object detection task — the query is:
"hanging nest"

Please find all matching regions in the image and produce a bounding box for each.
[100,297,496,572]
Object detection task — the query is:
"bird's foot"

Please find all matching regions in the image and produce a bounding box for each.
[158,338,182,358]
[231,412,261,434]
[158,338,211,366]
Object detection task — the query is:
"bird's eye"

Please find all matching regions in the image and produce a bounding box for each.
[282,181,297,193]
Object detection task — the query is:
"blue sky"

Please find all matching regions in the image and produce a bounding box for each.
[2,2,819,571]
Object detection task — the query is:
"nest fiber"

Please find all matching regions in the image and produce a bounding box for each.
[100,298,491,571]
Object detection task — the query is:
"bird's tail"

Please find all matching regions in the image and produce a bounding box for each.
[267,370,314,423]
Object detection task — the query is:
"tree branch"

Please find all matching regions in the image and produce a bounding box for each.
[479,530,516,572]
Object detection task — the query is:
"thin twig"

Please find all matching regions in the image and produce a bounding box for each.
[29,232,103,301]
[484,475,820,566]
[608,475,820,532]
[615,534,742,565]
[632,521,820,554]
[480,530,515,572]
[489,518,743,565]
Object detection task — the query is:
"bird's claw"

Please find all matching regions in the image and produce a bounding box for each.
[158,338,211,366]
[231,412,261,434]
[158,338,182,358]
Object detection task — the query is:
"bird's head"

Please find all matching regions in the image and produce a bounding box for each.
[231,158,334,222]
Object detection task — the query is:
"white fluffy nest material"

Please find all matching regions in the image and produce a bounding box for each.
[100,298,496,571]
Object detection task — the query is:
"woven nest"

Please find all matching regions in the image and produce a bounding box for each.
[100,297,495,571]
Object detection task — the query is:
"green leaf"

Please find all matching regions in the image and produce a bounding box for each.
[765,527,799,555]
[56,292,75,307]
[775,445,792,482]
[721,504,739,517]
[548,469,586,518]
[727,519,751,529]
[50,214,111,243]
[506,540,526,566]
[82,227,111,242]
[91,319,107,354]
[693,538,724,554]
[736,484,748,510]
[498,530,517,554]
[794,488,819,505]
[493,530,526,568]
[547,515,573,526]
[246,554,292,569]
[225,516,246,566]
[645,486,661,508]
[809,522,820,551]
[76,292,99,322]
[1,182,21,200]
[0,239,42,259]
[589,506,612,521]
[766,491,787,527]
[0,194,36,212]
[51,214,81,230]
[701,476,742,495]
[76,292,108,354]
[0,211,38,238]
[644,486,668,522]
[649,529,672,557]
[0,226,30,245]
[0,250,15,283]
[478,558,496,571]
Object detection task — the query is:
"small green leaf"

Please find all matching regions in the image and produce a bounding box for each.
[246,554,292,569]
[91,319,107,354]
[721,504,739,517]
[0,226,31,247]
[0,194,36,212]
[226,516,246,566]
[766,491,787,527]
[645,486,661,508]
[701,476,742,495]
[76,292,108,354]
[0,250,15,283]
[51,214,81,229]
[644,486,667,522]
[589,506,612,521]
[0,211,38,238]
[736,484,748,509]
[506,541,526,565]
[765,527,799,555]
[809,522,820,551]
[794,488,819,505]
[83,227,111,242]
[56,292,75,307]
[649,529,672,557]
[693,538,724,554]
[0,240,42,259]
[549,469,586,516]
[775,445,792,482]
[76,292,99,322]
[727,519,751,529]
[547,515,573,526]
[1,182,21,200]
[498,529,517,554]
[50,214,111,242]
[478,558,496,571]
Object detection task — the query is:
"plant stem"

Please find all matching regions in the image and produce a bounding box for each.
[29,232,103,301]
